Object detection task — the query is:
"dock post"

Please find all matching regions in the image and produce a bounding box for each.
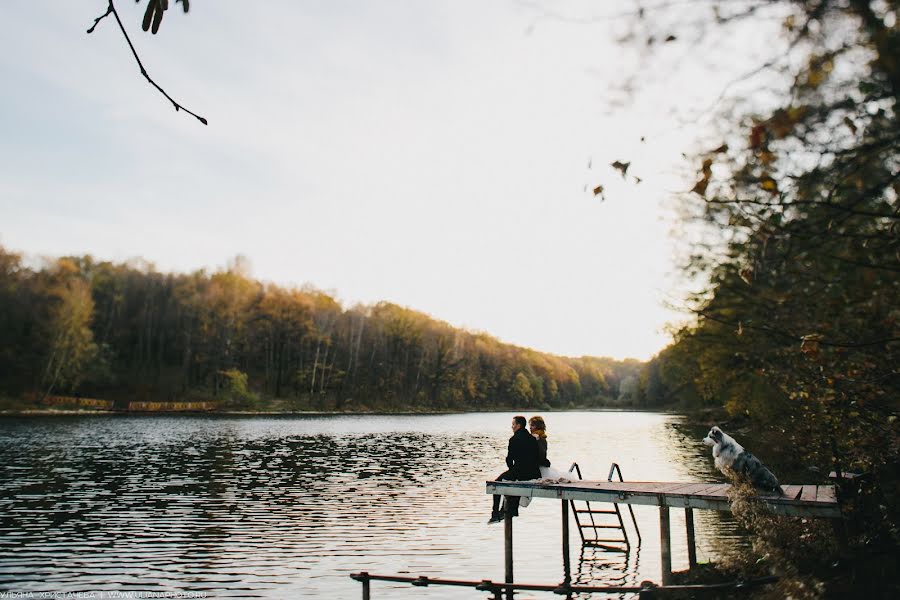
[659,505,672,585]
[504,510,514,600]
[561,499,571,585]
[685,507,697,570]
[359,572,371,600]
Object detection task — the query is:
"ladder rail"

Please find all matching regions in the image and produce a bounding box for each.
[567,462,589,546]
[607,462,642,545]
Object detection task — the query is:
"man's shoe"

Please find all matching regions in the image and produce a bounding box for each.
[487,510,504,524]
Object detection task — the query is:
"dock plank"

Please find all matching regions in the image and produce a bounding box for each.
[663,483,712,495]
[799,486,817,503]
[816,486,837,504]
[646,482,700,494]
[781,485,803,499]
[662,483,710,496]
[690,483,730,498]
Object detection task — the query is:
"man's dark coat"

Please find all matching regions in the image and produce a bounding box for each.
[505,427,541,480]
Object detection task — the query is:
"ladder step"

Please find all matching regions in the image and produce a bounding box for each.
[584,538,628,543]
[575,509,618,515]
[579,524,625,528]
[584,541,629,552]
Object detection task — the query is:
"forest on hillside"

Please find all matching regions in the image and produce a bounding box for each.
[0,246,642,411]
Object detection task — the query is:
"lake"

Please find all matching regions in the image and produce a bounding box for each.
[0,411,745,599]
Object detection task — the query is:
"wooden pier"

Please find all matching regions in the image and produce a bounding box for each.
[486,478,841,596]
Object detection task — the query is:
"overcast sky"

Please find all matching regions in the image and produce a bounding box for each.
[0,1,783,360]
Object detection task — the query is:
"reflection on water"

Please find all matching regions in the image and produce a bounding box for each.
[0,412,746,598]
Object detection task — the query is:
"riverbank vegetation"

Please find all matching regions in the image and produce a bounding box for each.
[619,1,899,597]
[0,247,642,412]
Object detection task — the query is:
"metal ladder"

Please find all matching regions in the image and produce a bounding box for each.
[567,462,642,552]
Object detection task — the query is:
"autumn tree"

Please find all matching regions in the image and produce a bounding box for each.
[40,263,99,398]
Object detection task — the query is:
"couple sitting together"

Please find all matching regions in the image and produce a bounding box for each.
[488,415,567,524]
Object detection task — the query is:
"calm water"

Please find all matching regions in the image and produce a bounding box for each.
[0,412,745,599]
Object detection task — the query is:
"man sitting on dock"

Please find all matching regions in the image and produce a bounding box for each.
[488,415,541,523]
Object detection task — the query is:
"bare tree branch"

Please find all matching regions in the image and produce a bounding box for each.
[87,0,207,126]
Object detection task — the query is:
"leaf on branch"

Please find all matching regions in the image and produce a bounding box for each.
[802,55,833,89]
[142,0,166,35]
[759,175,779,195]
[665,35,677,42]
[691,177,710,197]
[140,0,190,34]
[800,334,823,356]
[712,143,728,154]
[768,106,808,140]
[611,160,630,178]
[784,14,796,32]
[593,184,605,198]
[749,124,766,149]
[739,267,754,285]
[691,158,714,197]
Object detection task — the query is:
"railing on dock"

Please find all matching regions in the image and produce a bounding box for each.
[568,462,641,551]
[349,571,779,599]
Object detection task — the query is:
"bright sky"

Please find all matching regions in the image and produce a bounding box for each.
[0,1,783,361]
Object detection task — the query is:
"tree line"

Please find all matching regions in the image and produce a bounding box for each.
[0,247,641,411]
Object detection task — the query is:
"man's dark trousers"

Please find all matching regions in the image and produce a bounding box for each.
[492,427,541,515]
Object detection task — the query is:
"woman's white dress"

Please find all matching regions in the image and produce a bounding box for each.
[517,464,570,509]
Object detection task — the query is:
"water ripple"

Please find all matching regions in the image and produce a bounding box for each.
[0,412,745,598]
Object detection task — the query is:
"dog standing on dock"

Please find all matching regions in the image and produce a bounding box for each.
[703,426,783,495]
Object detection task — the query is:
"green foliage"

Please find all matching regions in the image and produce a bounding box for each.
[218,368,256,407]
[633,0,900,594]
[40,268,99,397]
[509,372,534,406]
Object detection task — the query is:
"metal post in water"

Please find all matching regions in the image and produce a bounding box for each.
[505,510,514,600]
[659,506,672,585]
[685,507,697,570]
[355,572,370,600]
[562,499,571,585]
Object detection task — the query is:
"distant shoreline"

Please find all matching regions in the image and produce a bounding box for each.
[0,406,677,417]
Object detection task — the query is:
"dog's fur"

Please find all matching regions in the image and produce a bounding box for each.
[703,426,783,495]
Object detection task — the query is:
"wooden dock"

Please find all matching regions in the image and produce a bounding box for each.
[486,478,841,597]
[486,479,840,518]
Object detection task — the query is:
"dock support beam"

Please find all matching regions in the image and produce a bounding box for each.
[659,506,672,585]
[504,510,514,600]
[561,499,571,585]
[685,507,697,570]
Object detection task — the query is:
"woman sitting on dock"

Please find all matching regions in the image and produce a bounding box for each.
[529,415,567,481]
